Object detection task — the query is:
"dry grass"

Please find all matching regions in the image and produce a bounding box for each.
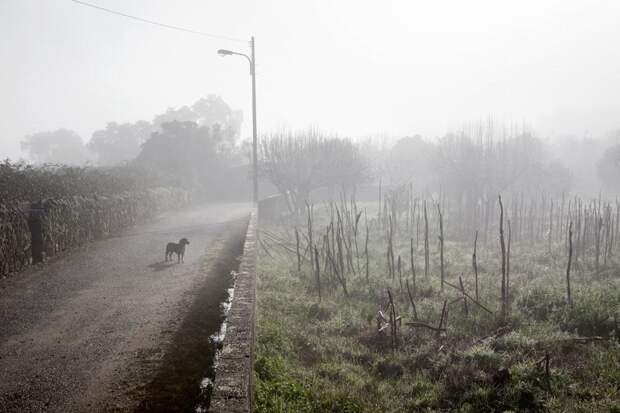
[255,201,620,412]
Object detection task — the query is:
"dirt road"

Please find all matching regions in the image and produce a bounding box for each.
[0,203,250,412]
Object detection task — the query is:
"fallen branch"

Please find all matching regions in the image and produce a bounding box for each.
[444,280,494,315]
[259,237,274,259]
[261,229,290,244]
[559,336,606,344]
[459,275,469,316]
[448,297,464,306]
[405,321,446,332]
[262,232,309,259]
[472,326,512,346]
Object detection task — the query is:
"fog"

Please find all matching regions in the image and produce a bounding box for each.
[3,3,620,411]
[2,0,620,161]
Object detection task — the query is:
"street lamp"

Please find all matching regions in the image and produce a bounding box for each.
[218,36,258,204]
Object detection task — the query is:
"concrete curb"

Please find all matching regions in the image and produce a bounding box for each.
[210,208,257,412]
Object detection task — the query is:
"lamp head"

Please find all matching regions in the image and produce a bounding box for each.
[217,49,233,56]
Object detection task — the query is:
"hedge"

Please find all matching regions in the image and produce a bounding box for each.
[0,188,190,277]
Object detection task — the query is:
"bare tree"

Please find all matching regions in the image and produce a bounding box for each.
[259,129,369,213]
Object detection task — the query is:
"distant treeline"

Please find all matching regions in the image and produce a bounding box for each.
[15,95,253,201]
[19,95,243,167]
[257,124,620,215]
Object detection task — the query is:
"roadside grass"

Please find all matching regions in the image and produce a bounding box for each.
[255,215,620,412]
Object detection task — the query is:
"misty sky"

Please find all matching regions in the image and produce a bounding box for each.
[2,0,620,160]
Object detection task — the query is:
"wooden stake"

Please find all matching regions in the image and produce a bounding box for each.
[437,203,445,292]
[295,227,301,272]
[507,219,512,304]
[459,275,469,316]
[473,230,479,301]
[410,237,416,296]
[365,210,369,283]
[306,201,314,273]
[314,245,321,302]
[438,299,448,337]
[566,221,573,308]
[499,195,507,319]
[406,279,418,320]
[398,255,403,294]
[387,289,398,350]
[545,352,551,391]
[424,200,429,277]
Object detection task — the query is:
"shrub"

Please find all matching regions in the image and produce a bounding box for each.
[517,286,565,321]
[554,287,619,337]
[373,359,404,379]
[0,161,166,203]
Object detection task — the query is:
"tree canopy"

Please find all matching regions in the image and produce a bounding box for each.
[597,143,620,191]
[88,121,153,166]
[152,95,243,149]
[135,120,233,193]
[20,129,88,165]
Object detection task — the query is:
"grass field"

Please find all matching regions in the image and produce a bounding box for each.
[254,202,619,412]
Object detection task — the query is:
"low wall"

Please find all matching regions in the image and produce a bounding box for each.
[210,209,258,412]
[0,188,190,276]
[257,194,288,222]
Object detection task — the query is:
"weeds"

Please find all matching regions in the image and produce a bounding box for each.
[255,199,619,412]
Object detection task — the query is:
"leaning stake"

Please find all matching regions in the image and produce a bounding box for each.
[566,221,573,308]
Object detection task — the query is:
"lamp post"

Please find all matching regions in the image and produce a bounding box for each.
[218,36,258,203]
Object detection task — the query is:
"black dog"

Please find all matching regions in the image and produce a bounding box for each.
[165,238,190,263]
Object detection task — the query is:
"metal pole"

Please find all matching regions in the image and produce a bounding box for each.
[251,36,258,203]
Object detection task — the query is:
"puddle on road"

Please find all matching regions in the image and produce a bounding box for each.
[135,217,248,413]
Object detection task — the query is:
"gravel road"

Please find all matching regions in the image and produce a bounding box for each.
[0,203,250,412]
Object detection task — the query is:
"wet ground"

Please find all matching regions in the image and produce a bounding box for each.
[0,203,250,412]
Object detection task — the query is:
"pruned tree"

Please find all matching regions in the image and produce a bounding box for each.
[259,129,369,213]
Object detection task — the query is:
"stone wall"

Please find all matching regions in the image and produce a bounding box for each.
[0,202,31,277]
[0,188,190,276]
[210,209,257,412]
[30,188,190,261]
